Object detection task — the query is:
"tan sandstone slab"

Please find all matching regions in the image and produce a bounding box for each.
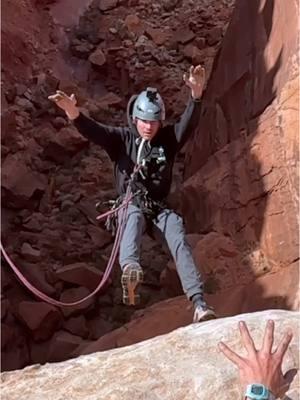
[1,310,299,400]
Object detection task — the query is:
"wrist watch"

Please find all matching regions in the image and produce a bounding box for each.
[245,384,276,400]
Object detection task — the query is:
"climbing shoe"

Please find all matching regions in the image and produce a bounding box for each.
[121,263,144,306]
[193,305,216,323]
[191,294,216,323]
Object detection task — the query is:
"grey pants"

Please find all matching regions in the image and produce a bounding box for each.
[118,204,204,300]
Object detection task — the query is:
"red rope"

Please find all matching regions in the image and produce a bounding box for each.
[0,186,132,307]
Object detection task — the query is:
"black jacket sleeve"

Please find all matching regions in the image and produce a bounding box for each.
[174,97,201,147]
[73,112,125,161]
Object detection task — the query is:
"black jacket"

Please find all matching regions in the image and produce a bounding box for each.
[73,97,201,201]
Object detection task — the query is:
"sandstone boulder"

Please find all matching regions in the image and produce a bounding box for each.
[88,48,106,66]
[145,27,171,46]
[1,155,47,208]
[1,310,298,400]
[174,27,196,44]
[182,43,203,64]
[63,315,89,338]
[47,331,85,362]
[59,287,95,318]
[16,301,62,341]
[55,262,104,292]
[14,260,56,296]
[124,14,144,36]
[83,262,299,356]
[43,126,88,162]
[98,0,118,12]
[20,243,42,263]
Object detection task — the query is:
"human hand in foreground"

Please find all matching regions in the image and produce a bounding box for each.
[48,90,79,120]
[183,64,205,99]
[218,320,293,398]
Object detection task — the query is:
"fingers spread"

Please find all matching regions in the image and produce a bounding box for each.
[48,94,62,102]
[262,319,275,354]
[194,65,203,75]
[283,368,298,387]
[239,321,257,356]
[218,342,244,367]
[56,90,67,97]
[70,93,77,104]
[48,90,72,104]
[274,331,293,361]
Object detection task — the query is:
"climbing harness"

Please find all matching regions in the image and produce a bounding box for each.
[0,164,142,307]
[1,87,171,307]
[1,135,165,307]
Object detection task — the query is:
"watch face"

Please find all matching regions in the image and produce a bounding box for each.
[252,385,264,395]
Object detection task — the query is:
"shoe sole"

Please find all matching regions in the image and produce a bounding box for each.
[198,310,217,323]
[121,268,144,306]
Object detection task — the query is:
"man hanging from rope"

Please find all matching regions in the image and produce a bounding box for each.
[48,64,216,323]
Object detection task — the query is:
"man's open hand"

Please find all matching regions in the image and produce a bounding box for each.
[219,320,293,397]
[48,90,79,120]
[183,65,206,100]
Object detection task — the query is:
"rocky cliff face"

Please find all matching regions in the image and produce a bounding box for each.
[163,0,299,309]
[1,0,299,372]
[1,310,299,400]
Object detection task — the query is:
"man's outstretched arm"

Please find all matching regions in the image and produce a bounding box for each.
[48,91,123,160]
[174,65,205,146]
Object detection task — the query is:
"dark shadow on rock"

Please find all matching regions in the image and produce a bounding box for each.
[180,0,298,314]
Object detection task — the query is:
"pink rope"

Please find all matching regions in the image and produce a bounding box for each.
[0,187,132,307]
[1,165,141,307]
[96,194,133,221]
